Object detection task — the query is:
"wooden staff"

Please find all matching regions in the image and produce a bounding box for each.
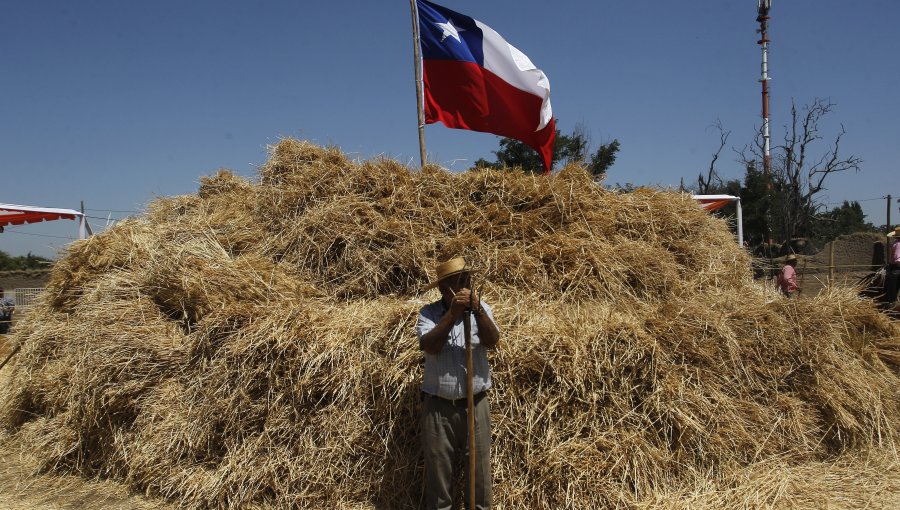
[463,274,476,510]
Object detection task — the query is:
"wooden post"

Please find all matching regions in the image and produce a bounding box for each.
[888,195,893,234]
[829,241,835,285]
[798,259,807,293]
[887,194,893,263]
[409,0,427,169]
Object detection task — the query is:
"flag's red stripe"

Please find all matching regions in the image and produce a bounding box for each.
[423,59,555,171]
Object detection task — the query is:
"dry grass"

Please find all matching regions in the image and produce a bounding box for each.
[1,139,899,509]
[0,446,171,510]
[637,451,900,509]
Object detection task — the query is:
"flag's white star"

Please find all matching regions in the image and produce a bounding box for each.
[435,18,465,43]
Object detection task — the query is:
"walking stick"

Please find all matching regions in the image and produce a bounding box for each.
[463,277,476,510]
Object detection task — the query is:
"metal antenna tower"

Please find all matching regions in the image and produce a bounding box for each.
[757,0,773,245]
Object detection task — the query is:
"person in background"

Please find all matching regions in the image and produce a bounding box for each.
[885,226,900,306]
[777,254,800,298]
[0,287,14,335]
[416,257,500,510]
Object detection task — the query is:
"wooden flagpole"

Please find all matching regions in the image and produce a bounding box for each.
[409,0,427,169]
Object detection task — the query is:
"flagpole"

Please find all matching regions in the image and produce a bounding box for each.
[409,0,427,169]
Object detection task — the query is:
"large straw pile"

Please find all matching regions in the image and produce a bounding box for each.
[2,139,899,509]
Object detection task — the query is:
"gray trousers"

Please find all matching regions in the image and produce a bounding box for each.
[421,392,492,510]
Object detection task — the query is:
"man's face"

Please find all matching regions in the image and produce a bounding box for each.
[438,272,470,301]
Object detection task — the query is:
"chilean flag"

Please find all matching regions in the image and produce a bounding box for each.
[416,0,556,173]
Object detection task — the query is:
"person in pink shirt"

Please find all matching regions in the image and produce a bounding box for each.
[885,226,900,305]
[777,254,800,298]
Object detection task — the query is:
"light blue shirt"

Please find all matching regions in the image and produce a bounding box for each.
[416,300,497,400]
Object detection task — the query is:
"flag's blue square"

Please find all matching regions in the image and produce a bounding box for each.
[418,0,484,65]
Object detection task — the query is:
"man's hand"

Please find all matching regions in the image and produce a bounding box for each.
[449,288,479,319]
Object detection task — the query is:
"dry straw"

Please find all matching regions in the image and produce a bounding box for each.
[2,139,899,509]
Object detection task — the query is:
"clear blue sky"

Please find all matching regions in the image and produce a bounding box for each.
[2,0,898,258]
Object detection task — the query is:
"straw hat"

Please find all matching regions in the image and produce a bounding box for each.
[785,254,798,262]
[888,226,900,238]
[422,257,477,290]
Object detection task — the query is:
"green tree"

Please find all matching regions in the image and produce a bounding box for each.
[812,201,876,241]
[737,162,773,247]
[474,123,620,178]
[0,250,53,270]
[588,139,620,179]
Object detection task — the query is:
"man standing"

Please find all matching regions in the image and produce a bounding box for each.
[0,287,14,335]
[416,257,500,510]
[885,227,900,306]
[777,254,800,298]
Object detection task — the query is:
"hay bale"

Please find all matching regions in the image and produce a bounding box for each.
[2,139,899,509]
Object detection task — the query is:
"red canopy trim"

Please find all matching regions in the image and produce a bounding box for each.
[0,203,91,239]
[695,199,733,212]
[0,210,78,226]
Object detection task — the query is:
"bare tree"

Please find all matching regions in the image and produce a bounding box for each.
[698,120,730,194]
[741,98,861,242]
